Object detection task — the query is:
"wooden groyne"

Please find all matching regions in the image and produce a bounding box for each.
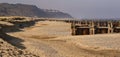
[71,20,120,35]
[35,18,120,35]
[0,17,119,35]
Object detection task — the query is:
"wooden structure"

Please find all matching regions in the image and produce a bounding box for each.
[71,20,120,35]
[33,18,120,35]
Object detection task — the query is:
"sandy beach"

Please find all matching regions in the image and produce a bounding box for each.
[7,21,120,57]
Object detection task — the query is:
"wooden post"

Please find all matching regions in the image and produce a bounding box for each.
[71,21,76,35]
[108,21,113,33]
[119,21,120,27]
[79,21,81,26]
[89,21,95,35]
[97,22,100,27]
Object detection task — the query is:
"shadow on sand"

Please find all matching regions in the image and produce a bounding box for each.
[0,20,38,49]
[0,20,43,49]
[0,32,26,49]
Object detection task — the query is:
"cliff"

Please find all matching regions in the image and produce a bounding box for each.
[0,3,72,18]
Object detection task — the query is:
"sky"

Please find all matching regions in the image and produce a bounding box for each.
[1,0,120,19]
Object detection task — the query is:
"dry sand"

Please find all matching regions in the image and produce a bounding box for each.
[0,38,39,57]
[7,21,120,57]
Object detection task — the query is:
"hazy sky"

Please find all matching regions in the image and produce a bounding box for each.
[1,0,120,19]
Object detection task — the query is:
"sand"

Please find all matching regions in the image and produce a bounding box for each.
[0,38,39,57]
[7,21,120,57]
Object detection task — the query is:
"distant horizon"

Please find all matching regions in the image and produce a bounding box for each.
[1,3,120,19]
[0,0,120,19]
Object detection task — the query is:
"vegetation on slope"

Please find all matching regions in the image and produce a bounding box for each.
[0,3,73,18]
